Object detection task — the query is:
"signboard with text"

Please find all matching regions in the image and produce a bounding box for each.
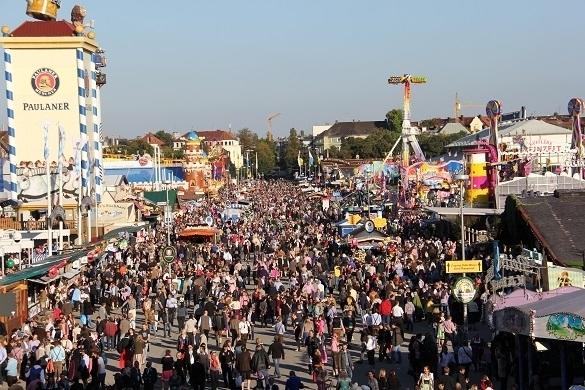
[446,260,483,274]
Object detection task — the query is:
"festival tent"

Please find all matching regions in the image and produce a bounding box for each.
[494,288,585,342]
[490,286,581,310]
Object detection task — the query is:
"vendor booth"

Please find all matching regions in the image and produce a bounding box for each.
[494,288,585,389]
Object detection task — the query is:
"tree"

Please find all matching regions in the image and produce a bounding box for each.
[386,109,403,133]
[283,128,301,172]
[255,139,277,175]
[418,131,467,158]
[124,139,154,156]
[237,128,259,152]
[154,130,174,146]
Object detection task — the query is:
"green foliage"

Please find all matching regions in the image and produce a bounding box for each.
[386,109,403,133]
[419,118,445,130]
[162,146,184,159]
[235,128,276,175]
[154,130,174,146]
[256,139,277,174]
[237,128,259,152]
[118,139,154,156]
[282,128,301,171]
[328,129,401,159]
[418,131,467,158]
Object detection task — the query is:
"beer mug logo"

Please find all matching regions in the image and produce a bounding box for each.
[31,68,60,96]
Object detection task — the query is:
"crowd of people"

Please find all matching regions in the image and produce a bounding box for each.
[0,180,511,390]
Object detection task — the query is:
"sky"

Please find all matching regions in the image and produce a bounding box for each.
[1,0,584,138]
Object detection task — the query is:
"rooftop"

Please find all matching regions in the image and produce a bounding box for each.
[446,119,571,148]
[142,133,165,146]
[10,20,76,37]
[197,130,237,142]
[516,190,585,267]
[318,120,389,139]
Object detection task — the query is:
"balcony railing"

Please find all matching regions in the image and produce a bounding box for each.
[0,218,78,231]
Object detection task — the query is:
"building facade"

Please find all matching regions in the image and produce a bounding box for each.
[0,15,105,204]
[198,130,243,169]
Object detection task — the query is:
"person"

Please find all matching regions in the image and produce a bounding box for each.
[142,361,158,390]
[161,349,174,390]
[236,345,252,390]
[134,334,146,370]
[209,351,221,390]
[366,333,377,366]
[377,368,388,390]
[219,340,235,389]
[5,352,18,386]
[190,355,207,390]
[268,335,285,378]
[0,337,7,385]
[387,369,401,390]
[49,340,66,376]
[437,366,457,390]
[251,342,270,384]
[130,361,142,390]
[285,370,304,390]
[26,359,46,387]
[95,351,107,389]
[339,343,353,380]
[367,370,379,390]
[457,342,473,375]
[314,364,328,390]
[417,365,434,390]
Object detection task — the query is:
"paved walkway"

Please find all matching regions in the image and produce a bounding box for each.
[98,303,495,390]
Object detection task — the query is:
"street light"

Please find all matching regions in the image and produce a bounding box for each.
[455,173,469,333]
[454,174,469,261]
[163,180,172,246]
[365,164,373,216]
[245,149,253,179]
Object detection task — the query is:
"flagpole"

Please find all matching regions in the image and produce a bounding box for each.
[58,125,64,252]
[76,143,82,245]
[43,124,53,257]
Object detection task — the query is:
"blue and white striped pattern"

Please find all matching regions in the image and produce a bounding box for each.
[90,54,102,203]
[76,49,88,191]
[4,50,17,200]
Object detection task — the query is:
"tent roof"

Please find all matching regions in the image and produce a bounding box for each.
[511,288,585,318]
[491,286,581,310]
[143,190,178,207]
[447,119,571,148]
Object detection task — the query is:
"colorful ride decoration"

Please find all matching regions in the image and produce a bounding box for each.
[183,131,211,191]
[404,160,463,200]
[461,100,502,207]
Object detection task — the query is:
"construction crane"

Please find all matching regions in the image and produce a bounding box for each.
[267,113,281,141]
[386,74,427,167]
[454,92,483,118]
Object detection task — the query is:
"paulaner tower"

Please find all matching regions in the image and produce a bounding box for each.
[1,1,106,204]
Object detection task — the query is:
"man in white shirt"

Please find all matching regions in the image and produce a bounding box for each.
[365,335,377,365]
[392,302,404,325]
[239,319,251,344]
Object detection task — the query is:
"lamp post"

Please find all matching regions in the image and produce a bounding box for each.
[365,164,373,217]
[455,173,469,333]
[245,149,254,179]
[163,180,172,246]
[455,174,469,261]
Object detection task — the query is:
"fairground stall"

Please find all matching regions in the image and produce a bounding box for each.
[494,288,585,389]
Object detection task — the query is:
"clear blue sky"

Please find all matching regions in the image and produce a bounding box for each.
[1,0,584,138]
